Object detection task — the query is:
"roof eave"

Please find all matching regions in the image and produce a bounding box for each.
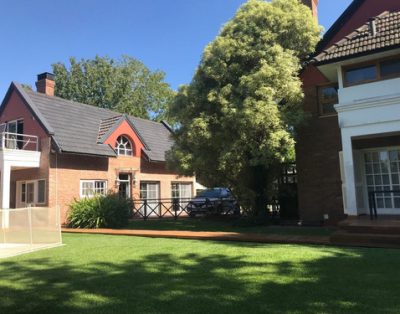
[314,44,400,66]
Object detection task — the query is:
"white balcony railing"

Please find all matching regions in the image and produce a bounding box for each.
[0,132,39,151]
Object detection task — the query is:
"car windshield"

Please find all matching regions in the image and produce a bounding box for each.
[198,189,226,198]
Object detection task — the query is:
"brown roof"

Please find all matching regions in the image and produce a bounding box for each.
[314,11,400,64]
[97,115,122,142]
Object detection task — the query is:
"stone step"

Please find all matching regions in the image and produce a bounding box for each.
[339,224,400,235]
[331,230,400,249]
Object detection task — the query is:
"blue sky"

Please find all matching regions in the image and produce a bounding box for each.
[0,0,352,97]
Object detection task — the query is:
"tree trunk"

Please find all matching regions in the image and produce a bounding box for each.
[252,165,269,218]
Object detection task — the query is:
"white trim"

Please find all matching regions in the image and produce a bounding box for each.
[335,93,400,113]
[79,180,108,198]
[117,174,131,198]
[360,147,400,214]
[16,178,47,208]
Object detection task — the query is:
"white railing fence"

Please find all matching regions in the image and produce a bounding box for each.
[0,132,39,151]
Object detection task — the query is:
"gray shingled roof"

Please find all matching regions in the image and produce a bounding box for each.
[314,11,400,64]
[18,84,173,161]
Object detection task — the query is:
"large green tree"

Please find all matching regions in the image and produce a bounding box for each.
[52,55,175,121]
[168,0,320,215]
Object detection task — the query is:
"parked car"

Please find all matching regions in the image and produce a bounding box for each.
[187,188,240,217]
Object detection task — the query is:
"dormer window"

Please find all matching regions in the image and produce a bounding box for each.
[115,135,133,156]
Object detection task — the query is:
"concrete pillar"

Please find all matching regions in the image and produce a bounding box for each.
[341,134,358,216]
[0,162,10,228]
[1,163,11,209]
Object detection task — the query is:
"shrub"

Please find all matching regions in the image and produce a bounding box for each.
[67,193,133,229]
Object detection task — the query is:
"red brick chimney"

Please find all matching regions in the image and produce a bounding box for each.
[302,0,318,22]
[36,72,55,96]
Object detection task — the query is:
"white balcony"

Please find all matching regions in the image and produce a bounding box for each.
[0,132,41,210]
[0,132,41,168]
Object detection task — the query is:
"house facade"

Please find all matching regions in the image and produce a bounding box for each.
[0,73,195,223]
[297,0,400,223]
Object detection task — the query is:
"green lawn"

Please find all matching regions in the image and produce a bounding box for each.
[127,218,334,237]
[1,234,400,313]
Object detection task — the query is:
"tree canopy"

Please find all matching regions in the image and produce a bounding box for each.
[52,55,175,121]
[168,0,321,215]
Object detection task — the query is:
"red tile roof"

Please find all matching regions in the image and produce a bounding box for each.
[314,11,400,64]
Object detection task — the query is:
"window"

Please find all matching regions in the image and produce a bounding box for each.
[318,84,338,116]
[140,182,160,216]
[37,180,46,203]
[4,119,24,149]
[140,182,160,200]
[115,136,133,156]
[380,58,400,78]
[343,56,400,87]
[18,179,46,205]
[21,183,26,203]
[345,65,377,86]
[80,180,107,198]
[365,150,400,209]
[6,119,23,134]
[171,183,193,200]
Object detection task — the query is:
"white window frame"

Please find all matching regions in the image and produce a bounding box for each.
[80,180,108,198]
[362,146,400,211]
[115,135,133,156]
[140,182,160,200]
[17,179,46,206]
[171,182,193,200]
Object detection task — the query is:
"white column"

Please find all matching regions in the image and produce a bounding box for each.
[341,134,358,216]
[0,162,11,228]
[1,162,11,209]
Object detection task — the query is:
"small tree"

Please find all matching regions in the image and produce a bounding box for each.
[168,0,320,216]
[52,55,175,122]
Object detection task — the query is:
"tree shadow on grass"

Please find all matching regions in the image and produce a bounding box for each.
[1,243,400,314]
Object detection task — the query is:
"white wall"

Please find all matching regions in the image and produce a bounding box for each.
[338,77,400,106]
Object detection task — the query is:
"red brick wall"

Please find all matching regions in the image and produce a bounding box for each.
[296,65,345,223]
[1,89,48,141]
[47,152,195,224]
[296,1,400,224]
[10,138,52,208]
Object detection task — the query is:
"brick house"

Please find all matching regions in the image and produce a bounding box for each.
[0,73,195,223]
[297,0,400,223]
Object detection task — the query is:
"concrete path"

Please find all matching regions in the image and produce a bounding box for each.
[62,228,330,246]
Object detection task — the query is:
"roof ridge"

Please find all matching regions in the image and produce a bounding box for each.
[25,89,119,116]
[25,88,165,127]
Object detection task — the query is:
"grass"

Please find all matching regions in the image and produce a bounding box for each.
[1,234,400,313]
[127,218,334,237]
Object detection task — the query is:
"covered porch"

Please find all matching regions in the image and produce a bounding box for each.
[336,93,400,219]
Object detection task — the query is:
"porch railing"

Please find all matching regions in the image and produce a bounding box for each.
[132,198,239,220]
[0,132,39,151]
[368,190,400,220]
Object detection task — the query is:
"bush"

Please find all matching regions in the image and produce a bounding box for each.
[67,194,133,229]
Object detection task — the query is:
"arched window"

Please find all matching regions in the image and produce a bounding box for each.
[115,135,133,156]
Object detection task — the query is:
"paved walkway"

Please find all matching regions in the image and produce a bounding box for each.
[62,228,330,246]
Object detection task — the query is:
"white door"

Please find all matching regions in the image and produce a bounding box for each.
[364,149,400,215]
[171,183,193,212]
[17,181,35,208]
[140,182,160,216]
[118,174,131,199]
